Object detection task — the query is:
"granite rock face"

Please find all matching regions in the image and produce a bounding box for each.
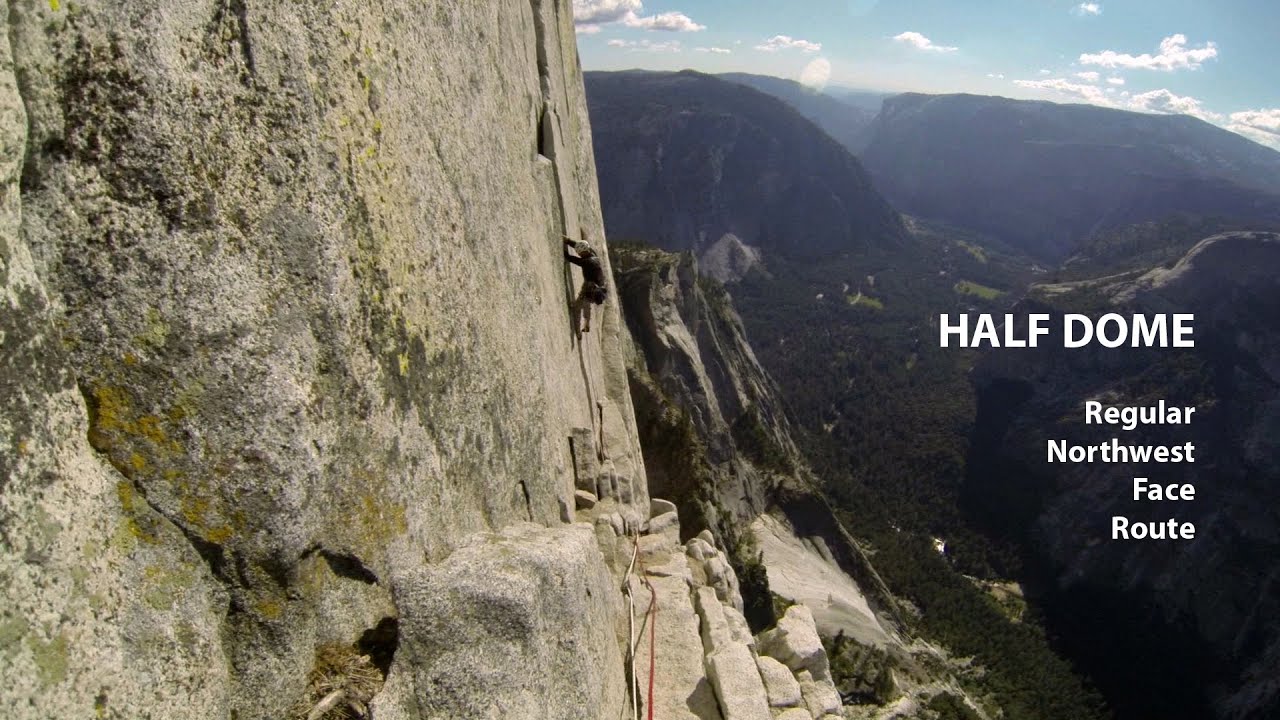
[749,515,890,646]
[2,5,230,717]
[2,1,644,717]
[757,605,833,684]
[756,655,803,708]
[385,523,625,720]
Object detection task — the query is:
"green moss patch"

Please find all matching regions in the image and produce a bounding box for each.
[846,293,885,310]
[953,280,1005,300]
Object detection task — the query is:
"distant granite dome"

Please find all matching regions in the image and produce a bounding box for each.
[698,233,764,284]
[586,70,906,260]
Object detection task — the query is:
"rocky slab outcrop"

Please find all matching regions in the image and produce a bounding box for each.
[751,515,890,646]
[758,605,834,685]
[756,655,803,709]
[617,501,850,720]
[383,523,625,719]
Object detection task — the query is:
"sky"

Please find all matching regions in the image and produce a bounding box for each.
[572,0,1280,150]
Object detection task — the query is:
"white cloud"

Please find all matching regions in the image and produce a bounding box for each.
[607,38,682,52]
[1075,71,1101,82]
[695,46,731,54]
[986,72,1006,79]
[1039,68,1052,75]
[1228,109,1280,135]
[755,35,822,53]
[572,1,704,32]
[1074,3,1102,16]
[1015,78,1112,106]
[1079,34,1218,71]
[624,11,705,32]
[1015,77,1224,123]
[574,0,641,24]
[1127,88,1223,122]
[892,31,958,53]
[1018,75,1279,150]
[576,24,603,35]
[1225,109,1280,150]
[800,58,832,89]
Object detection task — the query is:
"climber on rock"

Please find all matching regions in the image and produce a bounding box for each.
[564,233,608,333]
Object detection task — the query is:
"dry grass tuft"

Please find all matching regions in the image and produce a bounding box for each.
[289,643,385,720]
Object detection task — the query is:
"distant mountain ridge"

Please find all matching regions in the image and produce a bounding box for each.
[717,72,878,154]
[859,92,1280,260]
[585,70,906,259]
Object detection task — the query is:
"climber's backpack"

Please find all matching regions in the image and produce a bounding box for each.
[585,281,608,305]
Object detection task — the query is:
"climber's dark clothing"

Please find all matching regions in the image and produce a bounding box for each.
[565,238,608,332]
[565,249,606,288]
[564,239,608,305]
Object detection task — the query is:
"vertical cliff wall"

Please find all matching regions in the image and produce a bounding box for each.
[613,247,903,644]
[1,1,644,717]
[614,246,801,523]
[612,247,1005,718]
